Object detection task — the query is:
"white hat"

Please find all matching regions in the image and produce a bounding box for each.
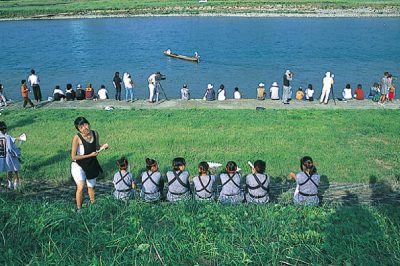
[77,84,82,89]
[259,82,265,87]
[272,82,278,87]
[285,70,291,75]
[207,84,213,89]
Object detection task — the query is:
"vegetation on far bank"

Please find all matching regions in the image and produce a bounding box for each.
[0,0,399,18]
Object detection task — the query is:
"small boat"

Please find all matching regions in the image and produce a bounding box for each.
[163,51,199,63]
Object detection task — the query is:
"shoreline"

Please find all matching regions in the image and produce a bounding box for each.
[1,6,400,21]
[4,98,399,110]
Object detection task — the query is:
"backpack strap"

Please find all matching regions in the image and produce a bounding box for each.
[298,172,318,197]
[142,171,159,194]
[115,171,132,192]
[195,175,212,198]
[221,173,241,189]
[168,171,189,195]
[247,174,268,199]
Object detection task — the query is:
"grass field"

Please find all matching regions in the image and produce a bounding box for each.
[0,108,399,265]
[0,0,399,18]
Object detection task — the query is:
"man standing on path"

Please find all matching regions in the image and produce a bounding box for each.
[27,69,42,103]
[282,70,293,104]
[148,72,157,103]
[320,72,334,104]
[113,72,122,101]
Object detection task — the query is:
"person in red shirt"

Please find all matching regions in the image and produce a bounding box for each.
[354,84,365,100]
[20,80,34,108]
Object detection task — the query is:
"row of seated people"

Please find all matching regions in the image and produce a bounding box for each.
[53,84,109,101]
[111,157,320,206]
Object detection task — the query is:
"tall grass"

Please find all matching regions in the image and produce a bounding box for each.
[0,0,399,18]
[0,196,399,265]
[2,108,400,184]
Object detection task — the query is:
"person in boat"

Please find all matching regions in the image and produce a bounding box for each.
[290,156,320,206]
[194,52,200,60]
[203,84,215,101]
[257,83,266,100]
[166,49,172,55]
[181,84,190,100]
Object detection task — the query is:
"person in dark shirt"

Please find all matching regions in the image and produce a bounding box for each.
[65,83,75,101]
[76,84,85,100]
[282,70,293,104]
[113,72,122,101]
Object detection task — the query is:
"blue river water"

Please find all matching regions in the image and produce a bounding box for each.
[0,17,399,100]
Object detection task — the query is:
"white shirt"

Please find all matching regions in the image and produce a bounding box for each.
[342,88,352,100]
[233,91,241,99]
[148,74,156,85]
[323,76,333,90]
[217,89,226,101]
[27,74,39,86]
[123,74,133,89]
[270,86,279,100]
[305,89,314,99]
[53,88,64,95]
[98,88,108,100]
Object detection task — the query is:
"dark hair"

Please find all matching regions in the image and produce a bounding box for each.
[172,157,186,170]
[66,84,72,90]
[74,117,90,130]
[220,84,225,90]
[21,80,26,84]
[308,84,313,90]
[145,158,157,170]
[0,121,7,132]
[115,72,119,77]
[254,160,266,174]
[117,157,128,170]
[226,161,237,172]
[345,84,351,89]
[55,85,60,90]
[300,156,317,175]
[198,161,209,174]
[234,87,239,91]
[100,85,105,89]
[31,69,35,74]
[357,84,362,89]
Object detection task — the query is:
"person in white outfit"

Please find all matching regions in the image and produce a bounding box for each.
[217,84,227,101]
[148,72,157,102]
[269,82,280,100]
[123,72,134,102]
[233,87,241,99]
[320,72,334,104]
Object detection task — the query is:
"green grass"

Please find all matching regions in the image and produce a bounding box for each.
[0,197,399,265]
[2,108,400,184]
[0,0,399,18]
[0,108,399,265]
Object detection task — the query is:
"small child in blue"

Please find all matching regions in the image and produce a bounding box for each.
[140,158,163,203]
[113,157,136,200]
[166,157,191,202]
[245,160,270,204]
[290,156,320,206]
[218,161,244,204]
[192,161,216,201]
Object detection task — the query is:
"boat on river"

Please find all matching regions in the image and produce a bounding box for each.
[163,51,199,63]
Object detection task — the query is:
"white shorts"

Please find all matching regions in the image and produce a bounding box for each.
[71,162,97,188]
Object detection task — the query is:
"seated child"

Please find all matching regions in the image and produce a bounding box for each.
[218,161,244,204]
[290,156,320,206]
[140,158,163,203]
[245,160,270,204]
[0,121,22,190]
[305,84,314,101]
[192,161,216,201]
[166,157,191,202]
[295,87,305,100]
[113,157,136,200]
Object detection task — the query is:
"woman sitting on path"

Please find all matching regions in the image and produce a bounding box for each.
[71,117,108,212]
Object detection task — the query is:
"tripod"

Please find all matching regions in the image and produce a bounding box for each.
[330,84,337,105]
[155,81,168,102]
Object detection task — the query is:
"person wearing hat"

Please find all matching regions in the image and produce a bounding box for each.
[282,70,293,104]
[295,87,305,100]
[181,84,190,100]
[257,82,266,100]
[269,82,280,100]
[203,84,215,101]
[0,121,22,190]
[75,84,85,100]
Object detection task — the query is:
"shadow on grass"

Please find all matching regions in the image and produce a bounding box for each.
[319,174,330,204]
[26,149,69,172]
